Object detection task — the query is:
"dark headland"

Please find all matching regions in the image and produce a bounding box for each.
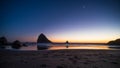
[107,38,120,49]
[107,38,120,45]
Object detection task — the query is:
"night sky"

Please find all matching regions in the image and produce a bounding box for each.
[1,0,120,43]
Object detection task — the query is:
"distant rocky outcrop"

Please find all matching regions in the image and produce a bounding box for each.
[0,36,8,45]
[107,38,120,45]
[37,33,52,43]
[12,40,22,49]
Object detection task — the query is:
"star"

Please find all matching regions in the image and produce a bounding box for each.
[82,5,86,8]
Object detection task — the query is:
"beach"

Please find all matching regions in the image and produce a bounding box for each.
[0,49,120,68]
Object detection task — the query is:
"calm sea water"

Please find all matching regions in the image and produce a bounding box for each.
[3,44,120,50]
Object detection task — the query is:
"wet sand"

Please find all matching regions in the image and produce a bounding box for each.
[0,49,120,68]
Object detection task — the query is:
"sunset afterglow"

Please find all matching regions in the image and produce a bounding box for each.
[1,0,120,43]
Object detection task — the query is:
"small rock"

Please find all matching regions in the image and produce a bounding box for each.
[40,64,47,67]
[56,65,63,68]
[111,62,118,64]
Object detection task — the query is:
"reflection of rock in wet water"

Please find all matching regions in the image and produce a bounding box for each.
[37,44,50,50]
[109,46,120,49]
[37,46,48,50]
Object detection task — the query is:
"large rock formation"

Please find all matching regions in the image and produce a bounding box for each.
[37,33,52,50]
[107,38,120,45]
[0,36,8,45]
[12,40,22,49]
[37,33,52,43]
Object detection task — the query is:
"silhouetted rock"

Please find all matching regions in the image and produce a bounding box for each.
[0,36,8,45]
[37,33,51,50]
[107,38,120,45]
[12,40,22,49]
[37,33,52,43]
[23,43,28,47]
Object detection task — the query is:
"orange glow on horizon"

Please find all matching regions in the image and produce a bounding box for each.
[18,33,120,43]
[50,39,109,43]
[48,36,116,43]
[20,36,119,43]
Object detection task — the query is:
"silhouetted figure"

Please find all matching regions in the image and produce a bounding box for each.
[66,41,69,48]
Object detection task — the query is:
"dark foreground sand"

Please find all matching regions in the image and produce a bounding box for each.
[0,49,120,68]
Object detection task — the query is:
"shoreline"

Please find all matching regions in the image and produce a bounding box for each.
[1,48,120,52]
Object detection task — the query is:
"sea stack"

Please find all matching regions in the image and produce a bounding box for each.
[37,33,52,50]
[37,33,52,43]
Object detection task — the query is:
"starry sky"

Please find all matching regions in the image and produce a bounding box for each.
[1,0,120,43]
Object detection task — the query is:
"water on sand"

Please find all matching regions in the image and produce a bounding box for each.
[3,44,120,50]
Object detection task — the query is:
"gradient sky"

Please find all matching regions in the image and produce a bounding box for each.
[1,0,120,43]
